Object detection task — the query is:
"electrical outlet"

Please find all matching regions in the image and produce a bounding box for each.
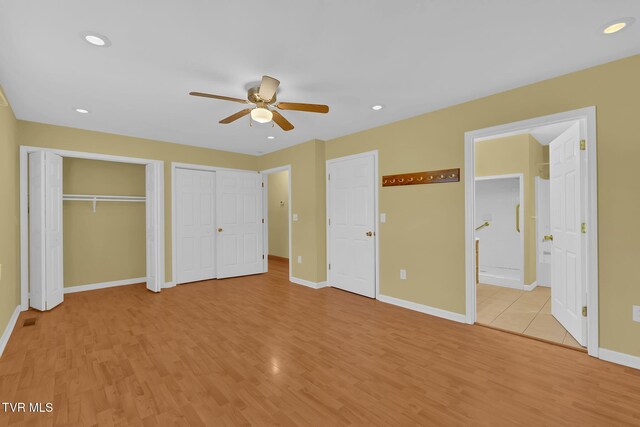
[400,269,407,280]
[297,256,302,264]
[633,305,640,323]
[292,213,299,221]
[380,213,386,223]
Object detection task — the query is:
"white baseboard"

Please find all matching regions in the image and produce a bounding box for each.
[0,305,21,359]
[599,348,640,370]
[290,276,328,289]
[479,274,523,289]
[164,282,176,288]
[64,277,146,294]
[377,294,466,324]
[524,281,538,291]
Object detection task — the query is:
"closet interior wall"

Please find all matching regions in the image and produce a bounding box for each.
[63,158,146,287]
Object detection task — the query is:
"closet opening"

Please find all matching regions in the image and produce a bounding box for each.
[19,147,165,311]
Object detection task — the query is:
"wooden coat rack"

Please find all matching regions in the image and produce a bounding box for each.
[382,168,460,187]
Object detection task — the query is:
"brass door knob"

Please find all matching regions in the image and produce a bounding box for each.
[366,231,373,237]
[218,228,223,232]
[543,235,553,241]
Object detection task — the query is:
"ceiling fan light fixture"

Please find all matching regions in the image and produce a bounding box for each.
[251,107,273,124]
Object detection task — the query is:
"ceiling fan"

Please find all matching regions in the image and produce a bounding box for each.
[190,76,329,132]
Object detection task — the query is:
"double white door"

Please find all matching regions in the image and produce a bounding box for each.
[327,154,376,298]
[175,169,264,283]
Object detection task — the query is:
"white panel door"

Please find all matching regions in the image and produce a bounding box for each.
[29,151,63,311]
[328,154,376,298]
[216,171,263,279]
[176,168,216,283]
[146,163,164,292]
[550,122,585,345]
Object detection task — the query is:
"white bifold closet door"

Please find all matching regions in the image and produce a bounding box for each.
[29,151,64,311]
[145,163,164,292]
[176,168,216,283]
[216,171,263,279]
[550,122,585,345]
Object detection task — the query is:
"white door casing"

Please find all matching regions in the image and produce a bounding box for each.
[29,151,63,311]
[550,122,585,345]
[535,177,551,286]
[216,171,263,279]
[176,168,216,283]
[327,154,376,298]
[145,162,164,292]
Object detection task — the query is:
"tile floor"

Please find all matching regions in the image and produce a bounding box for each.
[476,283,584,349]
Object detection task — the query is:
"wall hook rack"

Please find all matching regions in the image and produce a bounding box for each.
[382,168,460,187]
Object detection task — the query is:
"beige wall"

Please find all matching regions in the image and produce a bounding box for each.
[17,121,258,283]
[319,55,640,357]
[0,87,19,337]
[267,170,289,258]
[63,159,146,286]
[475,134,544,285]
[258,140,326,282]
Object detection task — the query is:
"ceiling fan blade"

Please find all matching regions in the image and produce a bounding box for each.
[277,102,329,113]
[258,76,280,102]
[271,110,294,131]
[190,92,249,104]
[219,108,252,124]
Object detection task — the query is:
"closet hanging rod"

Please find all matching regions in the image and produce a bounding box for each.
[62,194,146,213]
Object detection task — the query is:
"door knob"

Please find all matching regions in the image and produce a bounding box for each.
[543,235,553,241]
[366,231,373,237]
[218,228,223,232]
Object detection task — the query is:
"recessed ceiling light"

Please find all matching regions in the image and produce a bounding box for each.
[75,108,90,114]
[81,32,111,47]
[602,18,635,34]
[267,136,275,140]
[371,105,384,111]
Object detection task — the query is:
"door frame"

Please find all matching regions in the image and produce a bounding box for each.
[474,173,525,289]
[464,107,598,357]
[326,150,380,298]
[260,165,292,279]
[170,162,260,287]
[19,146,165,310]
[534,176,551,288]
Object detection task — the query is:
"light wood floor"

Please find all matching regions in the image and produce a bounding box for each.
[477,284,584,349]
[1,260,639,426]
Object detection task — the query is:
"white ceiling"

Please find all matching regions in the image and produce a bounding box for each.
[0,1,639,155]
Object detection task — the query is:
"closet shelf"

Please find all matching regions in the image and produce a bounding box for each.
[63,194,146,213]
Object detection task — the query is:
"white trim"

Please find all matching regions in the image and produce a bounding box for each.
[464,107,599,358]
[289,276,328,289]
[260,165,292,280]
[326,150,380,299]
[475,173,525,287]
[377,294,466,324]
[599,348,640,370]
[63,277,146,294]
[20,146,165,310]
[0,306,21,359]
[479,274,523,289]
[524,281,538,291]
[164,281,176,288]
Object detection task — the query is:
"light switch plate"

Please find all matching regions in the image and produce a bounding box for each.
[297,256,302,264]
[400,269,407,280]
[633,305,640,323]
[380,213,386,223]
[292,213,299,221]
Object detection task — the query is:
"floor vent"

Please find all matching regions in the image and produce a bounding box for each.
[23,318,37,327]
